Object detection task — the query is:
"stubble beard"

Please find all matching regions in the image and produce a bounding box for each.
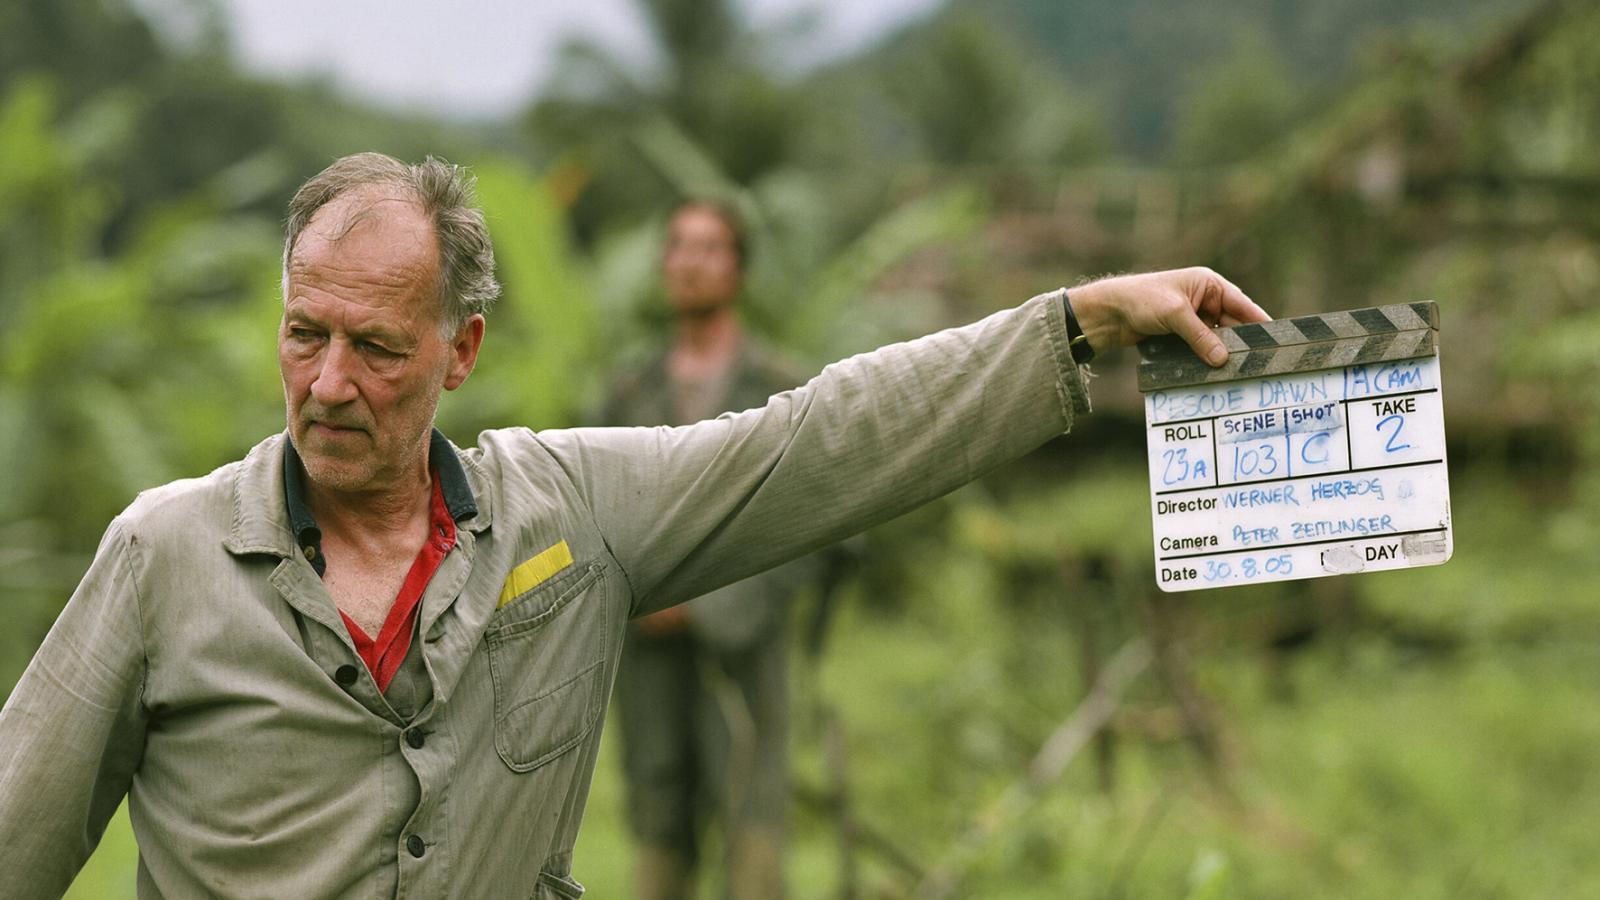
[293,423,377,494]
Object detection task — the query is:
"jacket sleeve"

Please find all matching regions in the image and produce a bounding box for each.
[0,517,149,897]
[536,289,1090,616]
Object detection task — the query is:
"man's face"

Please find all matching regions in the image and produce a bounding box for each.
[662,205,742,316]
[278,188,481,496]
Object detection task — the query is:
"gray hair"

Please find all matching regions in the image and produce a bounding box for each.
[282,152,499,337]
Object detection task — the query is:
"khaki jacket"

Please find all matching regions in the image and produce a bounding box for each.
[0,291,1087,898]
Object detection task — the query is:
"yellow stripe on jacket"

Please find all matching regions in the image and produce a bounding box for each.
[497,540,574,608]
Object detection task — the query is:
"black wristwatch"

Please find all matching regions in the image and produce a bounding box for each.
[1062,290,1095,365]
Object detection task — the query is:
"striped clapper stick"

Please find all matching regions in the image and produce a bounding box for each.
[1136,302,1452,591]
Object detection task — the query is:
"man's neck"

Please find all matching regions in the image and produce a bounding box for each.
[670,305,742,376]
[307,465,433,551]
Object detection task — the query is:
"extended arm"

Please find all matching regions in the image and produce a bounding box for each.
[542,270,1265,615]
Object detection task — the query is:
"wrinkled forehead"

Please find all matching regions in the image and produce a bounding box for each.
[290,185,438,278]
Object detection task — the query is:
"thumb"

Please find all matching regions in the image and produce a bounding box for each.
[1168,304,1229,367]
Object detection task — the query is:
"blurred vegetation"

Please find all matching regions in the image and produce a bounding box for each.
[2,0,1596,897]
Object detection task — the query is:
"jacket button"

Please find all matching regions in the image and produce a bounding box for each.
[334,665,359,686]
[405,729,425,749]
[406,834,426,858]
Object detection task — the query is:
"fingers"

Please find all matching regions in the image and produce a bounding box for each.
[1166,302,1229,367]
[1210,271,1270,325]
[1072,267,1261,366]
[1179,269,1265,365]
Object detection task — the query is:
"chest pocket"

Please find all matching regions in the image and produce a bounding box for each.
[485,558,609,772]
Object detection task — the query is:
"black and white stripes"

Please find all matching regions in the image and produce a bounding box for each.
[1137,302,1440,391]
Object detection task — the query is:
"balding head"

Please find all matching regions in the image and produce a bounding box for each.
[283,153,499,337]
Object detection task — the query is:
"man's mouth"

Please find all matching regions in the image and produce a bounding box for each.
[309,421,365,437]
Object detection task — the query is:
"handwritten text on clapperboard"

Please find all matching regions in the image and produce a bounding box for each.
[1138,305,1452,592]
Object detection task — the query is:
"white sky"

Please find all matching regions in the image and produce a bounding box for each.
[211,0,943,119]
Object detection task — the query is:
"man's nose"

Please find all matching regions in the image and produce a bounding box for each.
[309,339,360,406]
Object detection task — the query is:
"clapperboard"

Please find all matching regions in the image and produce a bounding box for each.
[1137,303,1453,592]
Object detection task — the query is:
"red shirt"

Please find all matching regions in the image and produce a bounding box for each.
[339,473,457,692]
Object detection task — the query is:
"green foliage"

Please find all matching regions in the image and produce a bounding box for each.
[9,0,1600,897]
[776,183,988,361]
[444,160,602,431]
[0,77,114,301]
[528,0,808,237]
[764,467,1600,898]
[877,13,1107,168]
[1174,31,1304,166]
[0,0,164,108]
[971,0,1530,157]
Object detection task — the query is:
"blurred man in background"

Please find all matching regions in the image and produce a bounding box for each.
[602,201,831,899]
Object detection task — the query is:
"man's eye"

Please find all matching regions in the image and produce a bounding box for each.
[360,341,399,358]
[288,327,320,341]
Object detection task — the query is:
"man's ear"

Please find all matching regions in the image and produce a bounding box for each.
[443,315,486,391]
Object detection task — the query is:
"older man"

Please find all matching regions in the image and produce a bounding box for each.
[0,153,1266,898]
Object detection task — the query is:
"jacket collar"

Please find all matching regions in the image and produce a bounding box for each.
[224,429,493,559]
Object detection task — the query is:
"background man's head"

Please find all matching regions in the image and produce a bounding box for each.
[662,201,746,318]
[277,153,496,494]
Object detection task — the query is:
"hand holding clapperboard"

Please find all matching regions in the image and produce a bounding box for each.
[1137,304,1453,591]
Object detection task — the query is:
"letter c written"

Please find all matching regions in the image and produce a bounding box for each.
[1301,431,1331,465]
